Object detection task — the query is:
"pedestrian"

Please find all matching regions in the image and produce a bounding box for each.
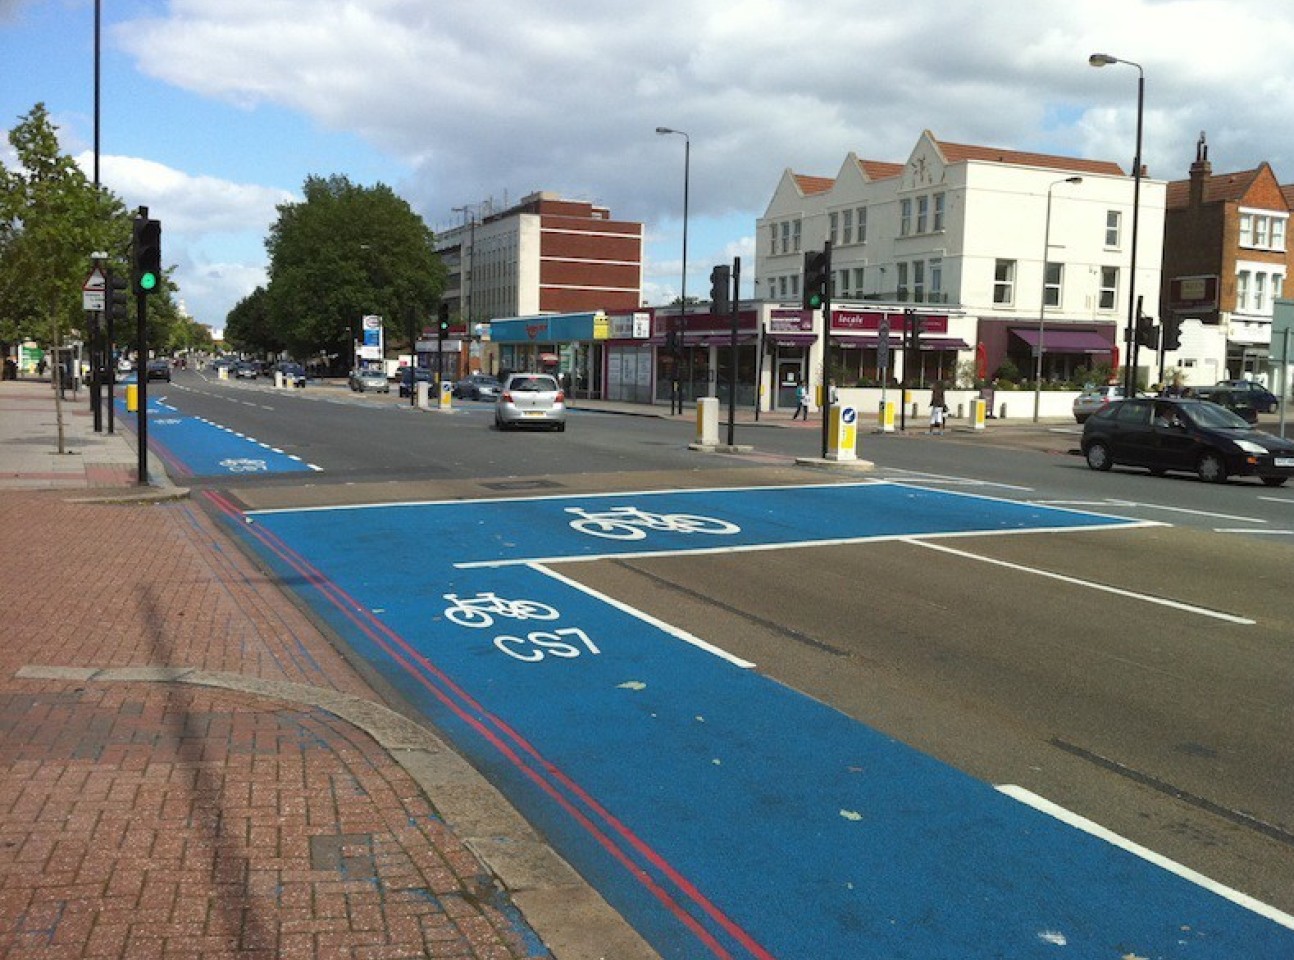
[792,379,809,420]
[929,380,947,434]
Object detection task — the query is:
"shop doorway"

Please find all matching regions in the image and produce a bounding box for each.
[776,354,806,410]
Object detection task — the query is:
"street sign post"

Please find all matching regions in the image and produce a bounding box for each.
[82,266,106,312]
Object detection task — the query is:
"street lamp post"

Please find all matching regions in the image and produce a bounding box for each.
[1034,176,1083,422]
[656,126,690,415]
[1089,52,1144,398]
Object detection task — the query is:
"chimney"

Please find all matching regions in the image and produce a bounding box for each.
[1189,131,1211,207]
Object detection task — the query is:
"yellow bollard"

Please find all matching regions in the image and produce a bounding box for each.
[126,384,138,412]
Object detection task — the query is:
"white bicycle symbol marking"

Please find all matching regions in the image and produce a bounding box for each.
[564,505,741,541]
[153,418,182,425]
[219,458,268,472]
[442,592,561,629]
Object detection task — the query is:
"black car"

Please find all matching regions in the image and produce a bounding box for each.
[145,358,171,382]
[1186,385,1258,423]
[1081,397,1294,486]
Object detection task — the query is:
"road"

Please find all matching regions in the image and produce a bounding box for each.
[131,370,1294,957]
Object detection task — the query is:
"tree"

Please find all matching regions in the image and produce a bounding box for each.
[261,174,446,363]
[224,286,280,355]
[0,104,131,353]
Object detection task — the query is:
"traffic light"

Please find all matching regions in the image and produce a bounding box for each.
[132,217,162,295]
[802,250,829,310]
[437,303,450,341]
[1161,315,1182,351]
[1136,311,1159,349]
[107,271,128,323]
[709,264,731,316]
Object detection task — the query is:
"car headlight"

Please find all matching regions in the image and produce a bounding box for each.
[1235,439,1268,455]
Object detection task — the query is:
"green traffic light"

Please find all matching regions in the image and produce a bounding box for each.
[139,272,158,291]
[808,294,822,309]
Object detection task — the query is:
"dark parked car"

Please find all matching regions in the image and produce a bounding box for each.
[1081,397,1294,486]
[233,361,259,379]
[275,362,307,387]
[453,374,502,401]
[1215,379,1280,413]
[397,367,433,398]
[145,358,171,382]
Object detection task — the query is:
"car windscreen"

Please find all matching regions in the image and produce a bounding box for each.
[509,377,556,392]
[1185,401,1249,430]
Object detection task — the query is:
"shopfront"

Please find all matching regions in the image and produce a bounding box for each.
[764,309,817,410]
[652,307,760,406]
[830,309,968,387]
[490,311,609,397]
[604,312,654,403]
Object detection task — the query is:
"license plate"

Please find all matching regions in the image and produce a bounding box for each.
[1274,457,1294,468]
[523,410,545,417]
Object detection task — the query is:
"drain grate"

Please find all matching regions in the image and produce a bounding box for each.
[480,479,565,491]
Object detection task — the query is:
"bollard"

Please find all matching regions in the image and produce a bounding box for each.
[439,379,453,411]
[999,402,1008,420]
[695,396,719,447]
[274,370,285,389]
[126,383,138,412]
[416,381,432,409]
[971,398,986,431]
[878,399,896,433]
[956,402,964,419]
[827,405,858,461]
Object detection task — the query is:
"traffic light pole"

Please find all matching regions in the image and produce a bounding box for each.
[818,242,833,459]
[135,284,148,485]
[726,258,740,448]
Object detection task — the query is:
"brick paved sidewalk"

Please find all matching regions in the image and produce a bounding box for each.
[0,380,655,959]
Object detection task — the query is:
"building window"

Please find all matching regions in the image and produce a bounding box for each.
[900,199,912,237]
[1239,214,1252,246]
[1236,270,1250,311]
[778,276,788,299]
[792,219,802,253]
[916,196,929,234]
[929,258,943,302]
[1099,266,1119,310]
[1254,217,1269,248]
[1239,211,1288,251]
[912,260,925,302]
[838,269,850,296]
[768,222,777,252]
[1274,218,1287,251]
[842,208,853,245]
[853,267,865,295]
[1105,210,1121,248]
[1255,272,1267,312]
[780,222,790,255]
[993,259,1015,305]
[856,206,868,243]
[791,275,800,298]
[1275,273,1285,300]
[829,212,839,247]
[932,193,945,232]
[1043,262,1062,308]
[896,262,909,301]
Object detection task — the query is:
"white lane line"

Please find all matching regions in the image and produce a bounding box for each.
[1214,528,1294,536]
[997,785,1294,931]
[455,522,1154,571]
[905,538,1255,625]
[1259,496,1294,505]
[527,563,754,669]
[1102,499,1268,524]
[884,468,1035,492]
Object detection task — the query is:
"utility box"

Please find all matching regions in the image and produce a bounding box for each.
[696,397,719,447]
[878,399,896,433]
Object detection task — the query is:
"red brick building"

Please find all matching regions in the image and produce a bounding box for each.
[1162,135,1290,383]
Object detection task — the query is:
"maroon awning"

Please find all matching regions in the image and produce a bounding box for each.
[1012,328,1113,353]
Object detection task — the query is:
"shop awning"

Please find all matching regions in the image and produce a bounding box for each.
[765,332,818,346]
[1012,328,1113,353]
[833,334,968,350]
[917,336,971,351]
[691,335,757,347]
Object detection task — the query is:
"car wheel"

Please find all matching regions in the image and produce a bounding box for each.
[1084,441,1112,472]
[1197,451,1228,484]
[1261,476,1287,487]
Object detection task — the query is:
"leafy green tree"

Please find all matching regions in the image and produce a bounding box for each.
[0,103,186,358]
[224,285,281,355]
[263,174,446,362]
[0,103,130,352]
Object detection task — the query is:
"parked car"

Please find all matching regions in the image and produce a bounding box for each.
[233,361,259,379]
[1187,386,1259,424]
[275,362,307,387]
[1072,385,1129,423]
[1214,379,1280,413]
[349,367,389,393]
[453,374,503,401]
[1081,396,1294,486]
[145,358,171,382]
[397,367,433,398]
[496,373,566,431]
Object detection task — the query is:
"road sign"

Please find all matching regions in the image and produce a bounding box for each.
[82,266,106,312]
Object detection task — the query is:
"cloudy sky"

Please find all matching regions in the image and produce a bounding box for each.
[5,0,1294,333]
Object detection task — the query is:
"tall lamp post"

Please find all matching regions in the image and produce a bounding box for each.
[1033,176,1083,421]
[1089,52,1144,398]
[656,126,690,415]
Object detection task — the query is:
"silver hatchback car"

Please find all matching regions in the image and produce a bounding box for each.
[496,373,566,431]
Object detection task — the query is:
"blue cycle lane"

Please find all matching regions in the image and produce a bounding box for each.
[115,393,319,477]
[206,482,1294,959]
